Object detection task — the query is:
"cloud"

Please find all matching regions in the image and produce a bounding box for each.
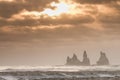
[0,1,23,18]
[0,0,58,18]
[0,25,103,44]
[0,0,120,43]
[96,1,120,24]
[0,0,119,27]
[0,23,120,48]
[98,14,120,23]
[0,12,95,27]
[73,0,119,4]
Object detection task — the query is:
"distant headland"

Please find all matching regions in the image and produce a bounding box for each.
[65,51,110,66]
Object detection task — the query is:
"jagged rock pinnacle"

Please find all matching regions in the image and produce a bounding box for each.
[65,51,109,66]
[66,51,90,66]
[82,51,90,66]
[97,52,110,65]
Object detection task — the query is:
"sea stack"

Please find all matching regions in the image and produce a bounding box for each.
[66,51,90,66]
[66,54,82,65]
[82,51,90,66]
[97,52,110,65]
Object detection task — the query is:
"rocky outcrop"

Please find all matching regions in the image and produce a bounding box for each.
[66,51,90,66]
[97,52,110,65]
[66,51,110,66]
[82,51,90,66]
[66,54,82,65]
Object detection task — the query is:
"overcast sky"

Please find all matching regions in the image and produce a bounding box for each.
[0,0,120,66]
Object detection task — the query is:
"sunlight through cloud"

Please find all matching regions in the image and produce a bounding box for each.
[42,2,69,16]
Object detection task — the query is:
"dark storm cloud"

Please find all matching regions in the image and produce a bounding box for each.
[0,1,23,18]
[0,23,120,47]
[0,0,58,18]
[0,0,120,43]
[0,0,119,27]
[0,0,94,26]
[0,14,94,26]
[97,1,120,23]
[98,14,120,23]
[0,25,103,44]
[74,0,119,4]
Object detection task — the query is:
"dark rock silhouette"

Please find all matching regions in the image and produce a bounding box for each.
[97,52,110,65]
[66,54,82,65]
[66,51,90,66]
[66,51,110,66]
[66,56,71,65]
[82,51,90,66]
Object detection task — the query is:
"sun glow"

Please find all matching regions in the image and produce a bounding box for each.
[8,0,87,21]
[42,1,69,16]
[41,0,86,17]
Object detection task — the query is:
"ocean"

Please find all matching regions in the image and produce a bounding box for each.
[0,65,120,80]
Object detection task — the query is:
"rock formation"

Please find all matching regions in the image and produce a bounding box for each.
[65,51,110,66]
[66,54,82,65]
[97,52,110,65]
[82,51,90,66]
[66,51,90,66]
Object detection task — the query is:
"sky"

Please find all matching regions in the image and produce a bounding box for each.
[0,0,120,66]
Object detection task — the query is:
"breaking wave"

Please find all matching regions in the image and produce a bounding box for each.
[0,65,120,80]
[0,65,120,72]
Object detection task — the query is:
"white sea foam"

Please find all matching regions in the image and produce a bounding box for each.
[0,65,120,72]
[0,76,18,80]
